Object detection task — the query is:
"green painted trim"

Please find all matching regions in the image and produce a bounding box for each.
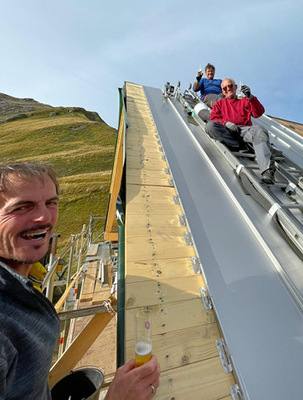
[116,195,125,367]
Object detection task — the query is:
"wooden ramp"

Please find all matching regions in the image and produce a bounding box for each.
[124,82,235,399]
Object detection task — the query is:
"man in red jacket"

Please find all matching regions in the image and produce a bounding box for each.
[205,78,275,184]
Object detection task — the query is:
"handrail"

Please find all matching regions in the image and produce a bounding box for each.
[42,214,105,300]
[54,267,84,313]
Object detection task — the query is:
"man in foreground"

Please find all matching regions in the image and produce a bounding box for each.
[0,161,160,399]
[205,79,275,184]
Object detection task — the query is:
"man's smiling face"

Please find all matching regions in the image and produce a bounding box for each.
[0,173,59,275]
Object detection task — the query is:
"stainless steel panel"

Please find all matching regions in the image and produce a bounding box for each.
[144,85,303,400]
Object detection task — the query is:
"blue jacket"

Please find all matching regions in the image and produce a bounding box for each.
[0,262,59,399]
[193,78,222,99]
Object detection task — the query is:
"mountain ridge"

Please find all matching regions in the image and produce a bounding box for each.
[0,92,105,124]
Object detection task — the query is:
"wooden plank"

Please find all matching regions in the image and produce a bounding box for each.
[155,358,235,400]
[104,108,125,241]
[127,106,152,114]
[127,112,153,122]
[126,135,159,145]
[92,263,113,305]
[126,169,172,186]
[125,275,202,309]
[127,102,152,111]
[126,146,164,156]
[126,257,199,283]
[127,175,171,187]
[126,227,189,241]
[126,185,176,204]
[86,243,99,256]
[126,130,158,140]
[126,147,164,159]
[127,168,169,179]
[125,323,221,372]
[126,214,183,230]
[92,287,111,305]
[126,202,182,215]
[126,149,165,161]
[126,157,167,171]
[126,235,196,262]
[80,261,98,302]
[125,299,216,339]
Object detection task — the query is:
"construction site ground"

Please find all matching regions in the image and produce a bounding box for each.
[68,244,117,399]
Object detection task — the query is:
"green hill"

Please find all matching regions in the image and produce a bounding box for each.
[0,93,116,250]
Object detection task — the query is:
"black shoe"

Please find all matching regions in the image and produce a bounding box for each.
[225,143,240,151]
[261,169,275,184]
[271,146,283,157]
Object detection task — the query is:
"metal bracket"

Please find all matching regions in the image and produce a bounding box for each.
[161,155,166,162]
[158,147,163,153]
[216,338,233,373]
[199,287,213,309]
[230,384,244,400]
[285,181,296,195]
[173,195,180,205]
[183,231,193,246]
[191,257,201,274]
[168,179,174,187]
[157,140,161,146]
[235,164,244,175]
[178,214,187,226]
[269,202,281,217]
[165,168,171,175]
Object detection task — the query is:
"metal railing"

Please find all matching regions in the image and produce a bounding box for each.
[42,214,105,302]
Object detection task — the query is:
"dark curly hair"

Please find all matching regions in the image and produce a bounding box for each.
[205,63,215,72]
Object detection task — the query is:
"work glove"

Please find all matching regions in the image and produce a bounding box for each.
[241,85,253,99]
[196,70,203,82]
[225,121,239,134]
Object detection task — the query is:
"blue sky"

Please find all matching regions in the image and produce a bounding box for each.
[0,0,302,128]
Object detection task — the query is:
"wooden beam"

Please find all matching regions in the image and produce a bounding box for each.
[104,108,125,241]
[80,261,98,302]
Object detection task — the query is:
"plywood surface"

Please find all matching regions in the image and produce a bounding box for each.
[126,257,198,283]
[156,358,235,400]
[125,324,221,371]
[124,82,236,398]
[80,261,98,302]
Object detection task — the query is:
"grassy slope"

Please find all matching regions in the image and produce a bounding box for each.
[0,107,116,250]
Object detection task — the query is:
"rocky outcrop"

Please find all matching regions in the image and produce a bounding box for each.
[0,93,105,124]
[0,93,53,118]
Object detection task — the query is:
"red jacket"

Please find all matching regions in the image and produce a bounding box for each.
[210,96,265,126]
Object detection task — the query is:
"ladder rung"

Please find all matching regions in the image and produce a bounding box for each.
[281,203,303,209]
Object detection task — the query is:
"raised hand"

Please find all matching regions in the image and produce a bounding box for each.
[241,85,253,99]
[196,70,203,82]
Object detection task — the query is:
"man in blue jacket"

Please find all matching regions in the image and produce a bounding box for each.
[193,63,224,107]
